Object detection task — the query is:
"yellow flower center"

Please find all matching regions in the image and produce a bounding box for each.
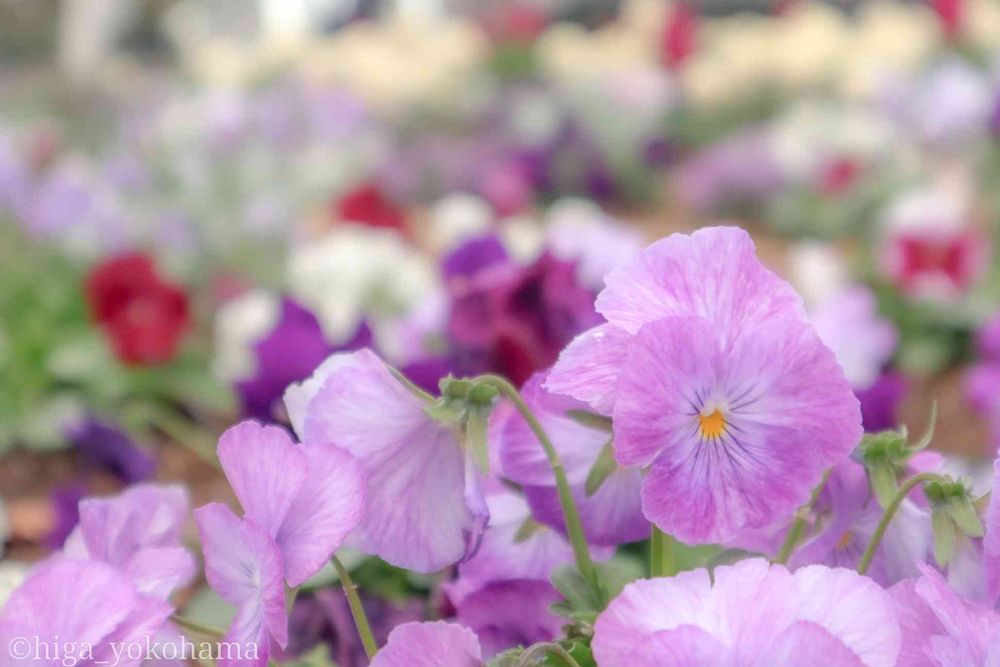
[698,409,726,439]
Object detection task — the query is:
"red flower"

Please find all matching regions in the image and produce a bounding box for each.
[931,0,964,40]
[85,253,190,365]
[660,2,698,70]
[333,183,407,233]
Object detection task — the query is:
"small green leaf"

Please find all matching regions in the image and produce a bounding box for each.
[423,398,465,425]
[584,439,616,497]
[566,409,613,433]
[513,517,541,544]
[932,507,956,567]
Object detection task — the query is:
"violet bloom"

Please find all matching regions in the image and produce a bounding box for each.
[549,226,861,543]
[370,622,482,667]
[891,564,1000,666]
[447,252,601,387]
[66,418,156,484]
[791,461,930,586]
[286,349,489,573]
[0,558,172,667]
[856,372,909,433]
[453,580,563,659]
[63,484,195,599]
[593,558,900,666]
[498,373,647,546]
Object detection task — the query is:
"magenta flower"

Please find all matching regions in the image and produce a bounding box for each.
[288,349,489,573]
[891,564,1000,666]
[550,226,860,543]
[498,373,647,546]
[201,421,365,587]
[370,622,481,667]
[63,484,195,599]
[0,558,172,667]
[593,558,900,666]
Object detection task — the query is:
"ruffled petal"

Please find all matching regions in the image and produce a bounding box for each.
[78,484,189,564]
[275,444,366,587]
[304,349,484,572]
[217,421,306,537]
[544,323,632,415]
[596,226,804,338]
[370,622,481,667]
[283,352,358,439]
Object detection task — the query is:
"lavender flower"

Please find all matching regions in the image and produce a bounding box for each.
[369,622,481,667]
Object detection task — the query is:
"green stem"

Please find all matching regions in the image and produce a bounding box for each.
[473,374,603,605]
[857,472,944,575]
[774,469,831,565]
[129,402,220,468]
[650,526,677,578]
[332,555,379,660]
[170,614,225,638]
[516,643,582,667]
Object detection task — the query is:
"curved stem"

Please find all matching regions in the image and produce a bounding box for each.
[332,556,379,660]
[774,469,831,565]
[516,643,582,667]
[857,472,944,575]
[170,614,225,639]
[474,374,603,605]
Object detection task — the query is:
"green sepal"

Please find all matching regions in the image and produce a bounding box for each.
[465,406,491,475]
[566,409,613,433]
[945,496,984,538]
[932,507,956,567]
[584,439,616,498]
[513,517,541,544]
[423,398,466,425]
[868,461,899,508]
[912,402,938,452]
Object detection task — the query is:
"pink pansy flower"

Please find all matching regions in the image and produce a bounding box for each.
[983,457,1000,605]
[288,349,489,573]
[593,558,900,667]
[62,484,196,599]
[0,558,172,667]
[498,373,647,546]
[550,226,860,543]
[891,564,1000,666]
[370,622,482,667]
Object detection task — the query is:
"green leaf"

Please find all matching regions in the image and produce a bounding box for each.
[584,439,616,497]
[423,398,465,425]
[565,409,613,433]
[869,462,899,508]
[513,517,541,544]
[912,402,938,452]
[932,507,956,567]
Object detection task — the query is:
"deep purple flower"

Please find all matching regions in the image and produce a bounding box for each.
[856,372,909,433]
[447,252,601,386]
[44,483,86,550]
[593,558,900,666]
[441,234,509,281]
[66,418,155,484]
[549,226,861,543]
[0,558,172,667]
[370,622,481,667]
[287,349,488,573]
[497,373,647,546]
[890,564,1000,666]
[453,580,563,659]
[63,484,195,599]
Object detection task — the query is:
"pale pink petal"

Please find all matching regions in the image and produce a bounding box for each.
[94,595,173,667]
[596,226,804,338]
[124,547,196,599]
[643,626,729,667]
[370,622,481,667]
[78,484,189,564]
[544,323,631,415]
[761,621,865,667]
[283,352,357,439]
[304,349,484,572]
[984,456,1000,605]
[275,444,366,587]
[218,421,306,537]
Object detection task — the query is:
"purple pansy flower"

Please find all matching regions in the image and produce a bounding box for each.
[62,484,195,599]
[890,564,1000,666]
[593,558,900,667]
[0,558,173,667]
[66,418,156,484]
[549,226,860,543]
[287,349,489,573]
[966,314,1000,452]
[452,580,563,660]
[856,372,909,433]
[497,373,647,546]
[370,622,481,667]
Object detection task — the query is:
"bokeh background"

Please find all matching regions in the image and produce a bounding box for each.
[3,0,1000,655]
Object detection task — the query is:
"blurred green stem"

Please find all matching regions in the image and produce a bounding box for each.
[650,526,677,578]
[857,472,943,575]
[332,555,378,660]
[774,469,831,565]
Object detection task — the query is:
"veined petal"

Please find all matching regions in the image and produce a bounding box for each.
[544,323,631,415]
[370,622,481,667]
[123,547,196,599]
[275,444,366,587]
[78,484,189,565]
[218,421,307,537]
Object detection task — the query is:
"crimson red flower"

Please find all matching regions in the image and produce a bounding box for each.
[931,0,964,40]
[660,2,698,69]
[333,183,407,233]
[85,253,190,365]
